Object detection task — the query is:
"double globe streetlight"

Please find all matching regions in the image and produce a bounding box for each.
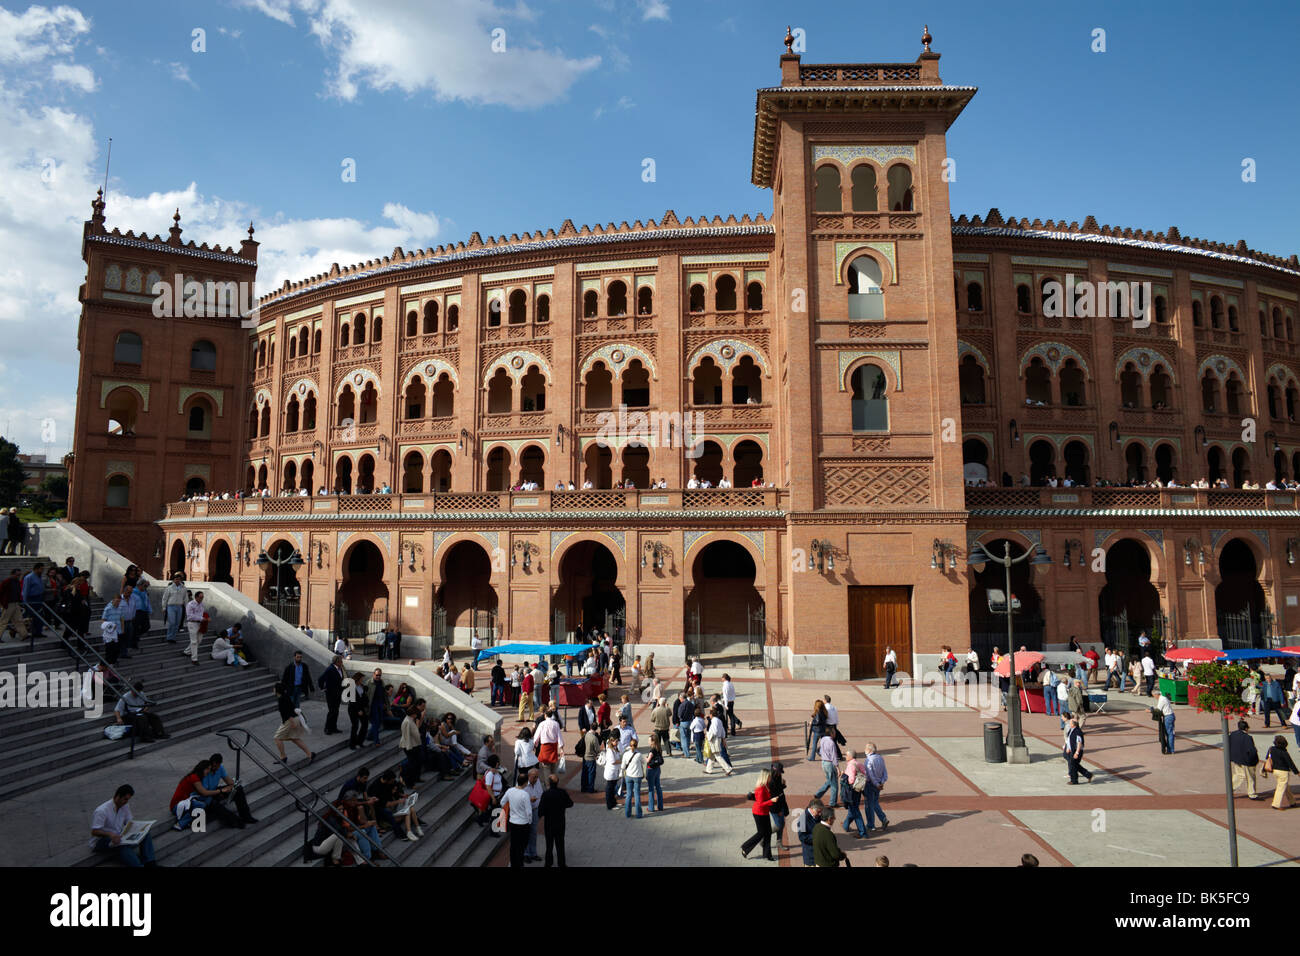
[967,540,1052,764]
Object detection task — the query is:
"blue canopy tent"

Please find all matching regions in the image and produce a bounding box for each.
[475,642,594,665]
[1220,648,1300,661]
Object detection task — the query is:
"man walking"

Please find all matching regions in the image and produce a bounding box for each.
[0,568,27,641]
[813,809,848,867]
[1228,719,1260,799]
[1063,717,1093,784]
[722,675,742,734]
[536,773,573,867]
[21,562,45,640]
[185,590,206,664]
[490,658,506,707]
[580,723,600,793]
[1042,666,1059,718]
[162,573,187,643]
[318,654,346,734]
[797,799,823,867]
[863,741,890,832]
[518,664,535,722]
[1153,688,1175,754]
[1261,675,1288,728]
[673,691,693,757]
[883,647,897,688]
[281,651,313,709]
[500,775,533,867]
[650,697,673,753]
[1140,652,1156,697]
[813,728,840,807]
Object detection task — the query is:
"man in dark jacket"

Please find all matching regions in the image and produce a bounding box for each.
[281,651,313,708]
[490,659,507,706]
[672,692,694,757]
[1261,676,1287,728]
[536,773,574,868]
[318,654,347,734]
[798,798,823,867]
[1228,719,1260,799]
[812,808,848,867]
[348,672,370,750]
[1063,717,1093,784]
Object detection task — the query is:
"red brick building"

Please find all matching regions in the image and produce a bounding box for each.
[69,34,1300,677]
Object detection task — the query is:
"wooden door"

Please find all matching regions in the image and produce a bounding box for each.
[848,586,912,680]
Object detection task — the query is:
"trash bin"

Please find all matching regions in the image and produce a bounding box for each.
[984,721,1006,763]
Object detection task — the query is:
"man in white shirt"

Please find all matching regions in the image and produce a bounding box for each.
[522,767,544,862]
[1140,653,1157,697]
[964,648,980,681]
[686,476,699,489]
[500,778,534,867]
[184,592,206,664]
[162,573,188,644]
[705,711,733,775]
[883,647,898,688]
[620,739,647,817]
[534,710,564,777]
[90,785,158,866]
[1153,690,1175,754]
[721,675,741,734]
[822,693,838,739]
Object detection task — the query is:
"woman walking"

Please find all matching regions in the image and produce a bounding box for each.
[808,699,829,761]
[645,738,665,812]
[769,763,790,848]
[514,725,540,778]
[272,681,313,763]
[1264,735,1299,809]
[739,768,778,861]
[705,707,734,775]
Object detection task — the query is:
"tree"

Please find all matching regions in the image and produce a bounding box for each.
[39,473,68,501]
[0,438,25,506]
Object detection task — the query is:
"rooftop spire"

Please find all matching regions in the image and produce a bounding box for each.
[783,25,793,55]
[922,24,933,53]
[168,208,183,245]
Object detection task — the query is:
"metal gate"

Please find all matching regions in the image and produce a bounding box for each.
[261,585,300,628]
[747,603,766,669]
[1218,607,1272,649]
[685,605,701,661]
[471,607,496,647]
[432,605,448,657]
[606,606,626,649]
[333,598,388,653]
[552,608,566,645]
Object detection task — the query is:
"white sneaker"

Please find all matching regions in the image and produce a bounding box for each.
[406,830,419,842]
[414,826,425,836]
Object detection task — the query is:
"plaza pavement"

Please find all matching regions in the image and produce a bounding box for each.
[467,661,1300,868]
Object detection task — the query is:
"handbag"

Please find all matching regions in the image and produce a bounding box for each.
[1263,754,1274,775]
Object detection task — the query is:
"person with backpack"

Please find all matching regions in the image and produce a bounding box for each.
[839,749,868,838]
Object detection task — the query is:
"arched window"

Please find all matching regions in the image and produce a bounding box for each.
[1228,304,1239,332]
[1155,296,1167,324]
[1025,357,1052,405]
[372,316,382,342]
[431,450,452,492]
[486,295,502,327]
[731,355,761,404]
[313,329,322,353]
[850,165,877,212]
[337,386,356,425]
[606,281,628,317]
[508,289,527,324]
[1274,307,1284,339]
[259,403,271,437]
[299,327,309,355]
[1224,375,1242,416]
[585,362,613,409]
[106,475,130,508]
[583,290,599,318]
[1029,440,1056,485]
[302,392,317,430]
[1192,300,1203,327]
[733,440,763,487]
[688,284,705,313]
[446,304,459,331]
[813,165,841,212]
[486,447,512,491]
[353,313,367,345]
[622,359,650,407]
[190,339,216,371]
[692,357,722,406]
[1016,284,1032,314]
[431,374,454,417]
[285,395,300,432]
[537,294,551,322]
[963,439,990,484]
[966,282,983,312]
[714,275,737,312]
[424,301,439,334]
[1287,383,1298,422]
[1060,359,1086,406]
[850,363,889,431]
[1210,296,1224,329]
[487,368,513,413]
[1154,443,1176,483]
[405,376,425,420]
[334,457,353,494]
[406,310,418,337]
[847,255,884,320]
[519,444,546,488]
[1268,382,1280,419]
[358,383,378,424]
[339,324,350,348]
[288,334,297,359]
[520,365,546,412]
[114,331,143,365]
[1202,372,1220,413]
[1063,441,1090,485]
[403,451,423,493]
[247,406,258,438]
[1150,365,1172,408]
[745,282,763,311]
[1125,443,1147,483]
[637,287,652,315]
[257,339,267,366]
[186,399,212,437]
[282,460,297,493]
[1119,363,1142,408]
[107,388,139,436]
[1039,278,1057,315]
[185,476,207,497]
[886,164,913,211]
[959,355,985,404]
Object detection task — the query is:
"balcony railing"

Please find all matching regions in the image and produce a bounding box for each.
[164,488,787,519]
[964,487,1298,511]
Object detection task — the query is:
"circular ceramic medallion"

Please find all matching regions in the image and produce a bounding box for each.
[611,349,625,364]
[353,372,364,386]
[510,356,525,370]
[720,344,736,360]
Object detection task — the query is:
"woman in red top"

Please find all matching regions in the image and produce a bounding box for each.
[739,769,778,861]
[169,759,211,829]
[596,692,611,730]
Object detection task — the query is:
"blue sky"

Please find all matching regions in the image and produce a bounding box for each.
[0,0,1297,457]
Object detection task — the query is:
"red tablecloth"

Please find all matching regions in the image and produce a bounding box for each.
[554,675,607,707]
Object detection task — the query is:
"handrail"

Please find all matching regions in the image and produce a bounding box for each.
[215,726,396,867]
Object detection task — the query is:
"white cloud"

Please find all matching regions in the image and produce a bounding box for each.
[168,61,197,88]
[50,61,94,91]
[592,94,634,120]
[217,26,243,39]
[0,4,89,64]
[242,0,600,109]
[639,0,669,22]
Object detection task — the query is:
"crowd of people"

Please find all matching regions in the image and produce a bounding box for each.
[968,471,1300,491]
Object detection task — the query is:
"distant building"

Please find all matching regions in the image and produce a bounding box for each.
[17,453,67,498]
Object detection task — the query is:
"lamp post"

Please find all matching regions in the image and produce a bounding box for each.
[257,545,304,622]
[969,539,1052,764]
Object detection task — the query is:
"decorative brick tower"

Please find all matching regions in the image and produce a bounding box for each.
[754,27,977,679]
[67,191,257,573]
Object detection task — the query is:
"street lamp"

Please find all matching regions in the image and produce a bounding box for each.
[512,540,540,571]
[257,546,304,621]
[810,539,835,574]
[968,539,1052,764]
[931,538,958,571]
[642,540,669,570]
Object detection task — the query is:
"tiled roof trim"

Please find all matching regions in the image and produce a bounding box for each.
[969,507,1300,519]
[87,233,255,265]
[160,508,788,524]
[755,85,978,93]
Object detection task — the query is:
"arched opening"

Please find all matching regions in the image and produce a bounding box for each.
[1120,363,1142,408]
[247,406,258,439]
[190,339,216,371]
[372,316,382,342]
[282,460,297,492]
[486,368,513,413]
[968,538,1045,657]
[1201,373,1220,413]
[1210,296,1224,330]
[692,357,722,405]
[285,395,300,432]
[1275,448,1288,484]
[1016,284,1032,314]
[259,404,271,437]
[1063,440,1090,485]
[1150,366,1172,408]
[406,310,418,337]
[313,329,322,353]
[508,289,527,324]
[886,164,913,211]
[686,540,761,655]
[1216,539,1268,648]
[1192,301,1203,327]
[690,440,724,485]
[583,444,612,488]
[1154,443,1176,483]
[300,459,314,495]
[114,331,143,365]
[1155,296,1167,324]
[537,294,551,322]
[298,327,309,355]
[424,301,439,334]
[959,355,986,404]
[745,282,763,311]
[334,456,353,494]
[1232,447,1250,487]
[850,363,889,431]
[106,474,130,508]
[1125,443,1147,483]
[245,465,255,491]
[1028,439,1056,485]
[553,541,624,640]
[353,313,366,345]
[1225,375,1243,416]
[963,439,990,484]
[1287,384,1298,422]
[520,366,546,412]
[688,284,705,313]
[731,355,761,404]
[257,339,267,365]
[733,439,763,487]
[966,282,984,312]
[636,287,652,315]
[437,541,496,644]
[337,541,388,640]
[169,539,186,577]
[107,388,140,436]
[622,359,650,407]
[1059,359,1086,406]
[519,444,545,487]
[621,446,649,488]
[486,294,502,327]
[714,275,737,312]
[583,290,599,318]
[606,281,628,317]
[256,464,268,491]
[1098,539,1159,655]
[446,304,459,331]
[185,475,206,496]
[356,454,375,493]
[1267,382,1280,419]
[585,362,613,409]
[358,383,378,424]
[208,539,234,586]
[405,376,426,420]
[431,374,454,417]
[486,447,512,491]
[850,164,877,211]
[1025,357,1052,404]
[402,451,423,493]
[260,539,302,625]
[847,255,884,319]
[302,392,317,430]
[1228,304,1240,332]
[813,165,841,212]
[1277,308,1286,339]
[337,386,356,427]
[1207,447,1225,485]
[430,450,452,492]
